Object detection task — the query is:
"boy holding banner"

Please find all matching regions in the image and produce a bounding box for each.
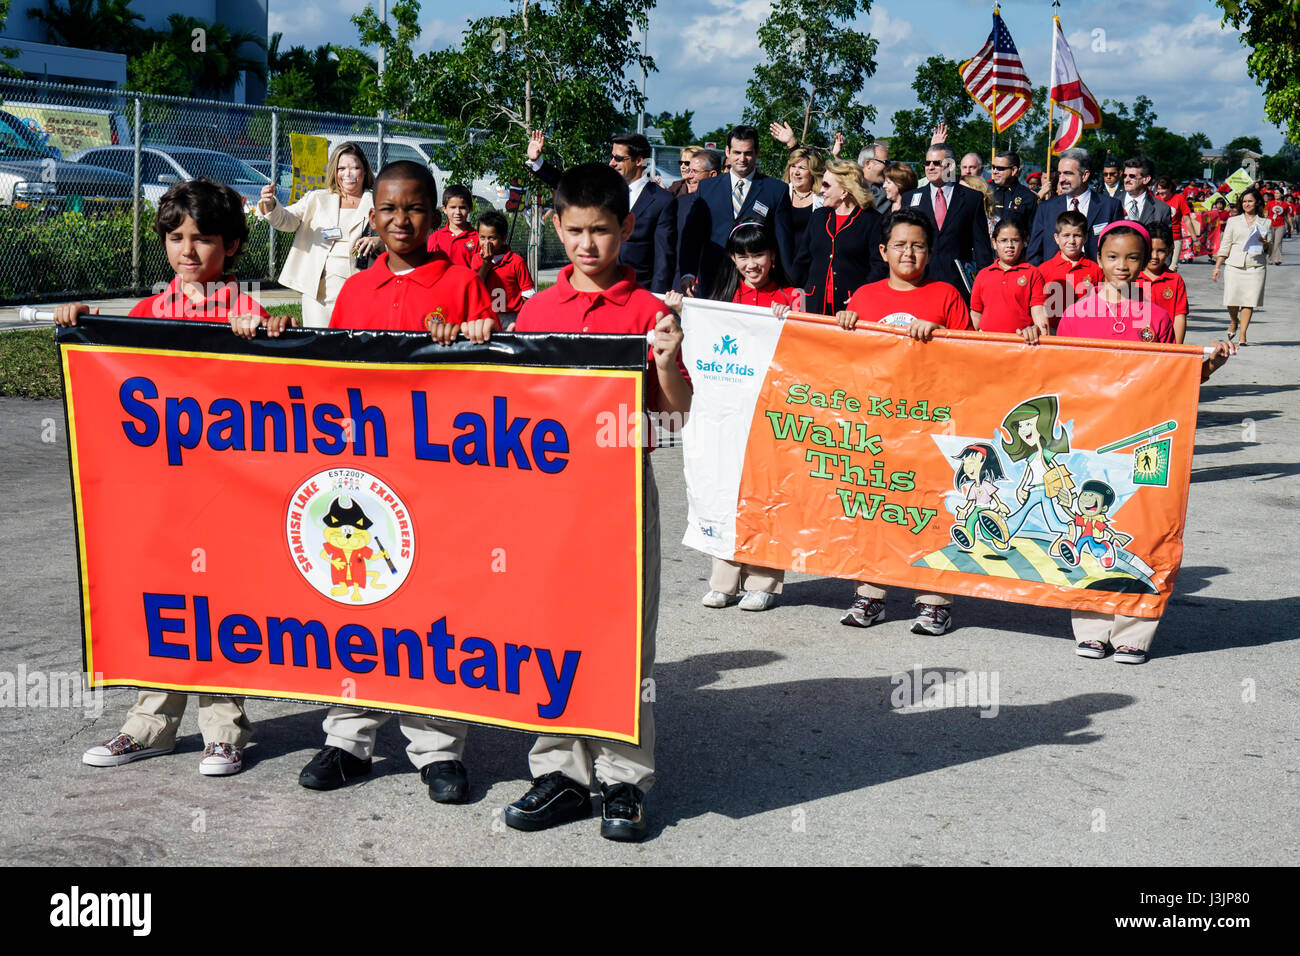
[301,161,496,800]
[834,208,972,634]
[55,178,284,775]
[499,162,691,841]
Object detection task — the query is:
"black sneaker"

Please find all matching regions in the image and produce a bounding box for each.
[600,782,648,842]
[298,746,372,791]
[420,759,469,804]
[504,771,591,832]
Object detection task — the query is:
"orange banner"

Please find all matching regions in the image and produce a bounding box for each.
[60,320,648,743]
[683,304,1204,618]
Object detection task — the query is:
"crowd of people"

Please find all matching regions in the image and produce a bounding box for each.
[49,120,1265,842]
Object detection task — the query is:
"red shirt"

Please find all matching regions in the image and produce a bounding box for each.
[1165,194,1192,240]
[969,261,1045,333]
[1266,201,1288,228]
[516,265,688,430]
[427,226,476,268]
[733,282,803,309]
[1036,253,1103,321]
[844,278,972,331]
[1057,289,1175,344]
[329,252,495,331]
[470,249,535,314]
[1136,270,1188,319]
[129,275,269,321]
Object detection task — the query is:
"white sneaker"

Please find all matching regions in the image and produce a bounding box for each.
[701,589,735,608]
[738,590,777,611]
[83,732,172,767]
[199,742,243,776]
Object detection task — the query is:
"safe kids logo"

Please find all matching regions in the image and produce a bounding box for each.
[285,468,415,605]
[714,334,739,356]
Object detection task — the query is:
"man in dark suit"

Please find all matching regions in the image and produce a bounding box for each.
[1119,155,1172,230]
[1099,159,1123,199]
[989,149,1038,234]
[679,124,796,295]
[674,148,721,290]
[901,143,994,297]
[525,131,677,292]
[1027,148,1124,264]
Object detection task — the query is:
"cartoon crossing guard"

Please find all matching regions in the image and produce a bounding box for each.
[949,442,1013,552]
[998,396,1075,555]
[319,497,391,603]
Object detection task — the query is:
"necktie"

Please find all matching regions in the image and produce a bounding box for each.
[1128,198,1138,220]
[1071,197,1079,211]
[733,178,745,217]
[933,185,947,230]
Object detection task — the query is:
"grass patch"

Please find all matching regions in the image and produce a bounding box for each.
[0,327,61,398]
[267,303,302,322]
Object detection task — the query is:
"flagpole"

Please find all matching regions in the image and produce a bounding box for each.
[991,6,998,159]
[1046,5,1060,183]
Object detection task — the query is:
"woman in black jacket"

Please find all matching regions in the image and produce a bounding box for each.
[794,159,887,314]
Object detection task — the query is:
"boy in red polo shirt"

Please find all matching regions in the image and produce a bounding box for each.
[495,163,690,843]
[55,178,279,777]
[426,183,477,268]
[329,163,495,343]
[1036,210,1103,330]
[302,161,494,802]
[471,209,535,330]
[969,219,1048,341]
[1136,222,1189,343]
[834,207,968,636]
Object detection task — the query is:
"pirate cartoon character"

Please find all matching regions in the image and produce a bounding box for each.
[1058,480,1133,570]
[320,497,389,602]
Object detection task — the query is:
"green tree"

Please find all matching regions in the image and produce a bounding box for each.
[889,56,981,163]
[744,0,876,175]
[265,36,372,113]
[27,0,146,54]
[1217,0,1300,144]
[161,15,266,98]
[1,0,22,78]
[126,41,191,96]
[350,0,422,118]
[1224,135,1263,152]
[645,110,694,145]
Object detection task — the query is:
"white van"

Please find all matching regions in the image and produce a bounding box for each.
[312,131,508,210]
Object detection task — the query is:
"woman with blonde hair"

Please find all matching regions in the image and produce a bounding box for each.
[793,159,886,314]
[783,146,825,252]
[257,141,384,328]
[881,160,918,211]
[963,174,996,238]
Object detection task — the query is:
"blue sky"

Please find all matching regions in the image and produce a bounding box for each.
[268,0,1285,152]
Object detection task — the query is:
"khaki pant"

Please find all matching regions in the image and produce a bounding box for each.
[855,582,951,606]
[1170,239,1182,272]
[322,708,467,770]
[1269,225,1284,265]
[709,557,784,595]
[527,458,659,791]
[1070,611,1160,652]
[120,691,252,749]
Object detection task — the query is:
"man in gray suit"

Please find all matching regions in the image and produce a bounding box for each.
[1120,156,1172,229]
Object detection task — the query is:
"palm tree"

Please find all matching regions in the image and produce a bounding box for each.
[27,0,145,54]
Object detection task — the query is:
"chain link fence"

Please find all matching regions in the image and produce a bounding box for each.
[0,78,583,304]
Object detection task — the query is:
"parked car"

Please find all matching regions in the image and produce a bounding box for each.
[3,101,132,158]
[309,130,508,209]
[141,122,270,166]
[67,144,289,209]
[0,108,132,206]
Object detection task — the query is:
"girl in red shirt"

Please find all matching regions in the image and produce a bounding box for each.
[969,219,1048,342]
[1136,222,1189,343]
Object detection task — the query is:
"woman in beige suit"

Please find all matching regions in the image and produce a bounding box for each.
[257,142,384,328]
[1212,186,1270,345]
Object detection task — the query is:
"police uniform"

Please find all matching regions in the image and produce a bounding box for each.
[991,180,1039,233]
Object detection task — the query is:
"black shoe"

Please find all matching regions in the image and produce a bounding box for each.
[298,746,372,791]
[504,771,591,832]
[420,759,469,804]
[600,782,648,842]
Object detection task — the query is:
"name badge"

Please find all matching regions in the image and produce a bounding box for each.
[753,201,769,217]
[1092,222,1106,235]
[321,227,343,241]
[910,193,922,207]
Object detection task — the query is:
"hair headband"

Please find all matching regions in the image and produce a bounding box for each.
[729,219,765,238]
[1098,220,1149,246]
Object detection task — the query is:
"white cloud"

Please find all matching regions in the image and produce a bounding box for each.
[677,0,768,62]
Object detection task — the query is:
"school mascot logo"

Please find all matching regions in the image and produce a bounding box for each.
[285,468,415,605]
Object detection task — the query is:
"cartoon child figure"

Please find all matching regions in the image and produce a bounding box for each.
[999,396,1075,555]
[1058,479,1133,570]
[320,496,388,602]
[949,442,1012,552]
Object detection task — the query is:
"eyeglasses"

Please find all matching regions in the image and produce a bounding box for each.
[924,160,945,167]
[679,161,691,168]
[992,165,1013,171]
[1122,172,1141,179]
[610,154,631,164]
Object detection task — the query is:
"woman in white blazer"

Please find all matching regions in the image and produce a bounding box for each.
[1211,186,1271,345]
[257,142,384,328]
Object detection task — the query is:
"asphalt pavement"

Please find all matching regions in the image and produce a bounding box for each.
[1,251,1295,866]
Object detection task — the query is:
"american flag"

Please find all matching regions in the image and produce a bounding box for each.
[959,9,1033,132]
